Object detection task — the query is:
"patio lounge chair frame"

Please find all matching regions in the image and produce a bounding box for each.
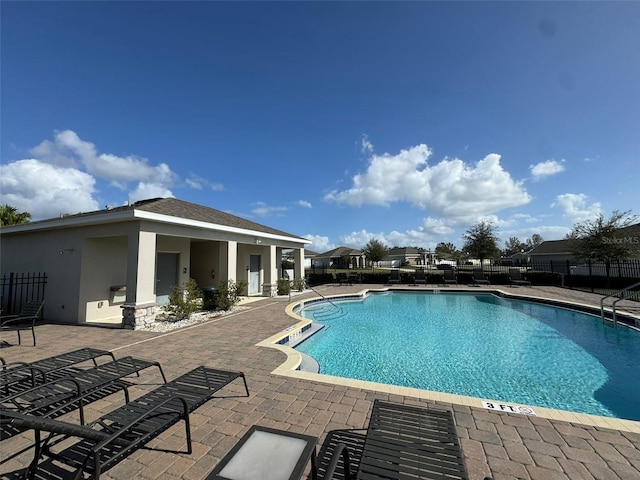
[1,366,249,480]
[1,348,116,397]
[333,273,350,286]
[323,399,470,480]
[414,269,427,286]
[0,300,44,346]
[508,268,531,287]
[2,356,166,423]
[472,270,490,286]
[387,269,401,285]
[443,269,458,285]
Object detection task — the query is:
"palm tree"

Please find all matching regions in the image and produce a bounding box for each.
[0,204,31,226]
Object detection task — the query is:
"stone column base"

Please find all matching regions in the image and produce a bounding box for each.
[121,303,159,330]
[262,283,277,297]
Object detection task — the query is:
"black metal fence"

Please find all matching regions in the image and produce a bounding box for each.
[307,259,640,298]
[0,272,47,316]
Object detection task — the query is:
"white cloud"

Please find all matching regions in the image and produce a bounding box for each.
[296,200,312,208]
[251,202,289,217]
[128,183,174,204]
[340,230,382,248]
[324,145,531,219]
[529,159,565,180]
[340,228,439,250]
[553,193,602,224]
[501,225,571,243]
[303,234,335,253]
[0,159,99,219]
[360,134,374,154]
[33,130,177,185]
[1,130,187,220]
[185,174,224,191]
[421,217,456,236]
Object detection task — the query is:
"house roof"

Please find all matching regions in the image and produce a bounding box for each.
[387,247,423,256]
[530,239,579,256]
[0,197,310,243]
[316,246,363,258]
[531,223,640,256]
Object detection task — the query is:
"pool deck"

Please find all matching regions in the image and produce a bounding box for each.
[1,285,639,480]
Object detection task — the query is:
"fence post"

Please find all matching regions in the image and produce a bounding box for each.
[7,272,14,314]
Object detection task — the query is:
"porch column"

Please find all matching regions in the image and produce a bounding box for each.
[219,240,237,284]
[126,230,156,305]
[294,248,305,280]
[122,230,157,330]
[262,245,278,296]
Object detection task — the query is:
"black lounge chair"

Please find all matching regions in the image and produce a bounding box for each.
[508,268,531,287]
[332,273,349,286]
[1,356,167,441]
[0,300,44,346]
[414,269,427,285]
[1,366,249,480]
[322,400,470,480]
[347,272,361,284]
[387,269,401,285]
[1,347,116,398]
[443,269,458,285]
[472,269,490,286]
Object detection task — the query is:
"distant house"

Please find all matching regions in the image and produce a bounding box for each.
[304,249,319,269]
[314,247,365,269]
[384,247,435,267]
[530,223,640,276]
[0,198,310,328]
[282,248,318,269]
[529,240,580,274]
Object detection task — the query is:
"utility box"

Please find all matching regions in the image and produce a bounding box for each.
[110,285,126,305]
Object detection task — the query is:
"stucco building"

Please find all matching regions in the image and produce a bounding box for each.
[0,198,309,329]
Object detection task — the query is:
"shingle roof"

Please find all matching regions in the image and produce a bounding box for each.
[530,239,578,255]
[3,197,308,241]
[316,246,363,258]
[531,223,640,256]
[135,198,306,240]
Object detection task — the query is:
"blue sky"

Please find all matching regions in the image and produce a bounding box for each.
[2,1,638,253]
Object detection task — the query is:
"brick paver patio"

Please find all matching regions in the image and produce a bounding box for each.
[1,285,639,480]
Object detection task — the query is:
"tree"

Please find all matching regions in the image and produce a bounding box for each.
[434,242,458,259]
[525,233,544,250]
[503,237,526,256]
[567,210,639,280]
[0,204,31,226]
[362,239,388,271]
[462,221,500,266]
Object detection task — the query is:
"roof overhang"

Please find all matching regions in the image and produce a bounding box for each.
[0,209,311,246]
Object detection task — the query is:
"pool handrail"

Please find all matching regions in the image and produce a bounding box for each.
[600,280,640,328]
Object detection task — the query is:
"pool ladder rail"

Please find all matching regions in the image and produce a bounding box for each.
[301,286,348,320]
[600,280,640,328]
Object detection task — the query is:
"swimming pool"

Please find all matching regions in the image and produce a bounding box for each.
[295,291,640,421]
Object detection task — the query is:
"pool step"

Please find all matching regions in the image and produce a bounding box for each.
[298,352,320,374]
[286,321,325,348]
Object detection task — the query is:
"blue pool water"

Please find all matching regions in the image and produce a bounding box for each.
[296,292,640,421]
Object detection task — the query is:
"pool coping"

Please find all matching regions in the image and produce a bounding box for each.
[256,286,640,434]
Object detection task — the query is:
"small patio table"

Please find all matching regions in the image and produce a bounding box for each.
[207,425,318,480]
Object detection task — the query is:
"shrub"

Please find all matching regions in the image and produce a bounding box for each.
[291,277,306,291]
[277,278,291,295]
[212,279,247,311]
[166,278,202,320]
